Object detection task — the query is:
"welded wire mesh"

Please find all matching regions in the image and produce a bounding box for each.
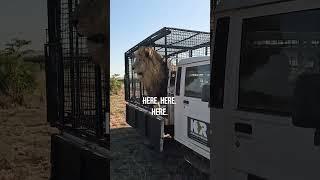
[46,0,108,144]
[125,27,210,105]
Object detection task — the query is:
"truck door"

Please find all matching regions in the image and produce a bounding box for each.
[175,61,210,159]
[225,4,320,180]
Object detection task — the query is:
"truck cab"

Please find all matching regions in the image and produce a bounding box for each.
[211,0,320,179]
[174,56,211,160]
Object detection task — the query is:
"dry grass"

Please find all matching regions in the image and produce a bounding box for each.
[0,68,58,180]
[110,86,128,129]
[0,70,207,180]
[0,65,46,109]
[0,109,58,180]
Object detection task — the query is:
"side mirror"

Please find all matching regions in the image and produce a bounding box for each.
[201,84,210,102]
[292,73,320,128]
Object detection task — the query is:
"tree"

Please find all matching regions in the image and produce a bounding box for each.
[1,38,35,58]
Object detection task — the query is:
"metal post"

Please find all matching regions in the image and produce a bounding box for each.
[139,82,143,104]
[57,0,65,125]
[68,0,76,127]
[75,12,80,128]
[131,58,135,99]
[95,65,103,138]
[164,34,168,63]
[104,0,110,143]
[124,54,129,100]
[46,0,58,125]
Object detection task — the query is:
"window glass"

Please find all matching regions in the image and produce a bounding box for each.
[239,9,320,115]
[185,64,210,98]
[211,17,230,108]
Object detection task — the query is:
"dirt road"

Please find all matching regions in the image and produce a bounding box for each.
[110,88,209,180]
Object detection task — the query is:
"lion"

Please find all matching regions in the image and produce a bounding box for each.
[132,47,168,98]
[73,0,107,70]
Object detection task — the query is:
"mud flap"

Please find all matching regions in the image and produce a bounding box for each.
[126,103,164,152]
[50,134,111,180]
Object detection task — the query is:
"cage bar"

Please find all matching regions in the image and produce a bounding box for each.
[45,0,109,147]
[125,27,210,108]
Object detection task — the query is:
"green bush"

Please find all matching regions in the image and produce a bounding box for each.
[0,55,36,105]
[110,74,122,95]
[0,38,37,106]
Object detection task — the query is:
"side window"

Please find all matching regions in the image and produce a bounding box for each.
[175,67,182,96]
[239,9,320,115]
[185,64,210,98]
[211,17,230,108]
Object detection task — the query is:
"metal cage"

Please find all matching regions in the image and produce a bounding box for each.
[45,0,109,147]
[124,27,210,107]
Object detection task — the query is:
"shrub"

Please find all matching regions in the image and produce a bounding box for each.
[0,38,37,106]
[0,55,37,105]
[110,74,122,95]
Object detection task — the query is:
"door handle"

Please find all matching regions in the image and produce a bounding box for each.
[234,122,252,134]
[183,100,189,104]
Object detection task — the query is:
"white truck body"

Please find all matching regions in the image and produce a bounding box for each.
[211,0,320,179]
[174,56,211,160]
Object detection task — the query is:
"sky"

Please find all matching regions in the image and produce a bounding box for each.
[0,0,47,51]
[0,0,209,75]
[111,0,210,77]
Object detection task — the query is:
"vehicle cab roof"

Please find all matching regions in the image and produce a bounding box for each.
[216,0,294,12]
[177,56,210,66]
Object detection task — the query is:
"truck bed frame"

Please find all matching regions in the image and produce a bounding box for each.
[124,27,210,151]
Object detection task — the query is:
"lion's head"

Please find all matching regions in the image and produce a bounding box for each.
[132,47,168,97]
[132,47,162,79]
[73,0,107,69]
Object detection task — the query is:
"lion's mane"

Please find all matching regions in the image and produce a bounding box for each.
[133,47,168,98]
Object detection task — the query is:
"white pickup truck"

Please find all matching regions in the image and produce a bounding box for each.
[210,0,320,179]
[125,55,211,174]
[173,56,210,160]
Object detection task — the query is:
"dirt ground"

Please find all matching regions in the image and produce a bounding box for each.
[0,71,208,180]
[0,108,58,180]
[110,87,209,180]
[0,70,58,180]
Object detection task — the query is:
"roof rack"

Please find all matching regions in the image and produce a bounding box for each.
[124,27,210,103]
[125,27,210,59]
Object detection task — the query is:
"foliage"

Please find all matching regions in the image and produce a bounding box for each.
[1,38,35,57]
[0,38,37,106]
[110,74,122,95]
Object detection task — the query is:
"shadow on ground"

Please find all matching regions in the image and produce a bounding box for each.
[110,127,209,180]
